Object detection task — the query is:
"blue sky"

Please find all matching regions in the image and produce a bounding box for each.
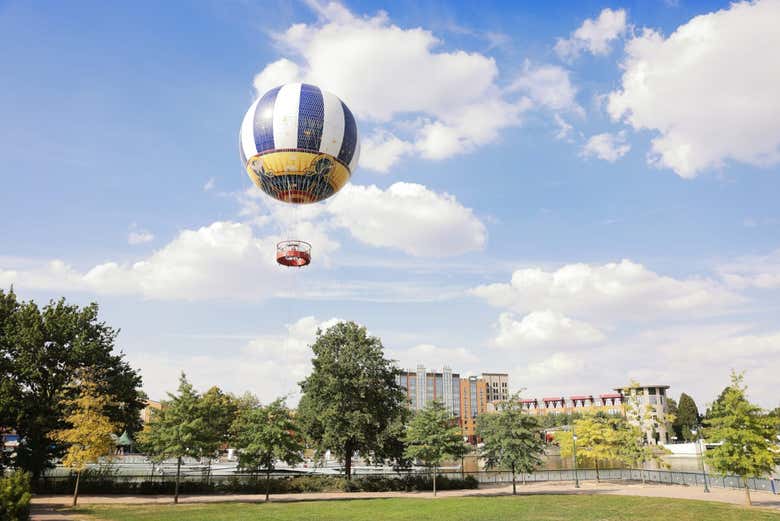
[2,0,779,408]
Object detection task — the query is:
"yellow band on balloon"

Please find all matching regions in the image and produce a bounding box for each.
[245,150,350,195]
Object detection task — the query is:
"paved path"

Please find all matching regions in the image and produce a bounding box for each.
[31,481,780,519]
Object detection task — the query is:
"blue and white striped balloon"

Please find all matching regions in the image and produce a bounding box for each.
[239,83,360,204]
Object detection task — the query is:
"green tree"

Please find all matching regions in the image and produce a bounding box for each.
[556,415,621,482]
[297,321,406,479]
[676,393,701,442]
[0,290,144,478]
[199,386,238,480]
[0,471,32,521]
[477,396,545,495]
[54,380,117,506]
[403,401,468,496]
[231,398,304,501]
[704,372,780,506]
[614,423,668,484]
[138,374,205,504]
[666,397,680,440]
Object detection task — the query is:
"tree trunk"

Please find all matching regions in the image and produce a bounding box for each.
[595,459,600,483]
[433,465,437,496]
[512,464,517,496]
[72,470,81,507]
[744,477,752,506]
[174,457,182,504]
[265,467,271,502]
[344,444,353,481]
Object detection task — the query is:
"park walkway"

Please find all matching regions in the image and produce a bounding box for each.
[31,481,780,519]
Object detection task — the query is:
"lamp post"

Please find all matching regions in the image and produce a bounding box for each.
[691,427,710,493]
[572,425,580,489]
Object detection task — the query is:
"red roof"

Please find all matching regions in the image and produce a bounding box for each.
[600,393,622,399]
[520,399,538,403]
[542,397,565,402]
[569,395,592,401]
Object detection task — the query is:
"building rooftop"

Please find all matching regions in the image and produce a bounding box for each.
[614,385,670,392]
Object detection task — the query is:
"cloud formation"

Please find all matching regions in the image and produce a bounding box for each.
[328,183,487,257]
[252,1,531,172]
[555,8,627,61]
[495,310,605,349]
[608,0,780,178]
[471,259,741,321]
[581,131,630,162]
[129,316,340,402]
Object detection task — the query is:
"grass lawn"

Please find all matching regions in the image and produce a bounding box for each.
[75,495,780,521]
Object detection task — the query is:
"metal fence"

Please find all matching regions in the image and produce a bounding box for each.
[35,467,778,495]
[438,468,777,494]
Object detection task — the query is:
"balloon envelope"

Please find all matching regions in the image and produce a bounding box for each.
[239,83,360,204]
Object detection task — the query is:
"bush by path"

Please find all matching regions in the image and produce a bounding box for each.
[0,472,32,521]
[34,473,478,495]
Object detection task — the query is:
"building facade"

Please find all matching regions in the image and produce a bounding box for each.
[482,373,509,403]
[615,384,671,444]
[520,393,625,416]
[396,365,461,417]
[396,366,509,443]
[140,399,162,424]
[459,376,489,442]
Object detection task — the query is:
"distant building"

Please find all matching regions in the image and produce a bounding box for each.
[519,393,625,416]
[615,384,671,444]
[397,365,509,444]
[482,373,509,403]
[397,365,461,417]
[517,384,672,444]
[140,399,162,424]
[459,376,489,443]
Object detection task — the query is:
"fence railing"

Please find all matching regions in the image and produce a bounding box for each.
[34,467,778,495]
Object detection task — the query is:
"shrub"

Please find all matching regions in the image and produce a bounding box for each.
[31,472,478,496]
[0,472,32,521]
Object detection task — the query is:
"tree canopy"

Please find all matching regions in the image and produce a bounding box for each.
[297,321,406,479]
[556,415,622,482]
[54,379,117,506]
[403,400,468,495]
[675,393,701,442]
[137,373,205,503]
[477,396,545,495]
[704,372,780,506]
[231,398,304,501]
[0,289,143,478]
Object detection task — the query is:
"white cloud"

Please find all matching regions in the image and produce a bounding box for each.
[203,178,216,191]
[718,248,780,289]
[2,180,488,300]
[555,8,627,61]
[495,310,605,349]
[581,131,630,162]
[131,316,340,403]
[471,259,741,322]
[253,2,531,172]
[359,130,414,173]
[523,352,586,381]
[328,182,487,257]
[607,0,780,178]
[510,61,582,115]
[128,230,154,245]
[389,343,480,372]
[554,114,574,141]
[1,222,285,300]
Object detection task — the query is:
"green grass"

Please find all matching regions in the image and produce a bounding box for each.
[74,495,780,521]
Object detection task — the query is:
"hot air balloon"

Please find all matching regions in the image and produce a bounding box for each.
[239,83,360,267]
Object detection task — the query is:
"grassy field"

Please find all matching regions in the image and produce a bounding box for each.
[75,495,780,521]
